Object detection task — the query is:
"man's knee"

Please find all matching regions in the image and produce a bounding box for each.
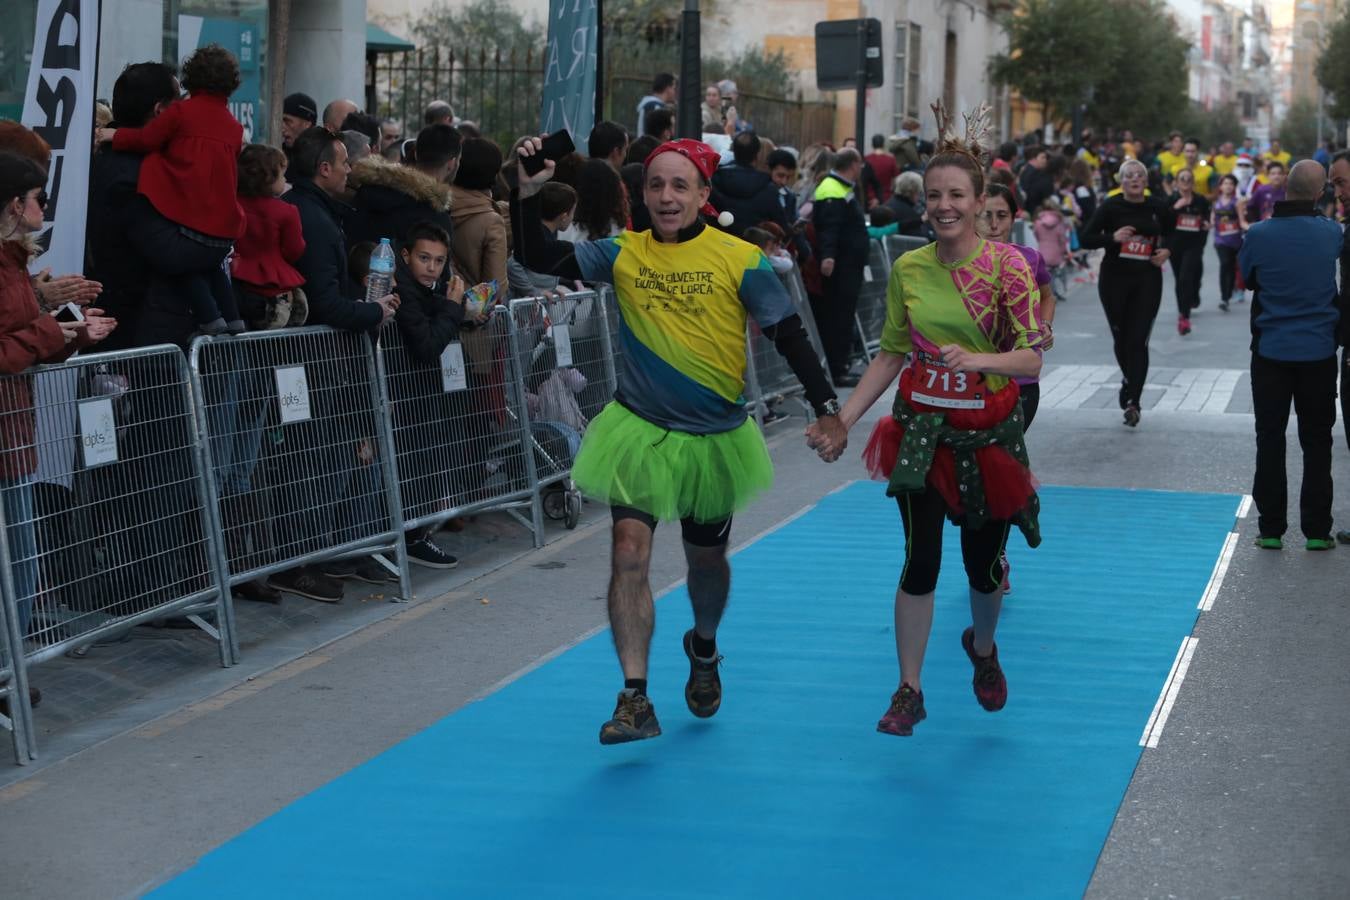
[611,520,652,578]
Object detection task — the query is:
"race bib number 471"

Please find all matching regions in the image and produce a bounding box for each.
[910,351,985,409]
[1119,236,1155,261]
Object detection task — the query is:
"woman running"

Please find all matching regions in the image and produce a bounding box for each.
[979,182,1053,428]
[1167,167,1211,335]
[1080,158,1175,427]
[1211,173,1247,312]
[808,104,1045,736]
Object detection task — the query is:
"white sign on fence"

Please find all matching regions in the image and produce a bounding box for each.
[440,343,467,393]
[553,324,573,368]
[77,397,118,467]
[274,366,312,423]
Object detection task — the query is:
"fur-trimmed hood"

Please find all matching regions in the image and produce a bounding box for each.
[348,157,452,211]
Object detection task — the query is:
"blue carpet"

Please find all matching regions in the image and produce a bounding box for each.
[154,483,1239,899]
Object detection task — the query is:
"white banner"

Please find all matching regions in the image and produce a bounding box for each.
[21,0,100,277]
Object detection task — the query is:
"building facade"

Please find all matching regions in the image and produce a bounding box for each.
[2,0,370,143]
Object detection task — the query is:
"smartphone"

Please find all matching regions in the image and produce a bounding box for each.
[55,302,84,324]
[521,129,576,176]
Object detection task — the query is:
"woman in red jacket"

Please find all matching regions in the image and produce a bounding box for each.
[0,152,115,677]
[97,44,246,336]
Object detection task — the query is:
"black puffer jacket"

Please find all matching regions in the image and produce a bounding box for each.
[711,163,789,237]
[344,157,455,255]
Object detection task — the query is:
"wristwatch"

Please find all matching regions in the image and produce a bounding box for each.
[817,398,841,418]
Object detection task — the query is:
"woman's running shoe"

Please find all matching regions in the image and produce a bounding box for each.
[1123,403,1141,427]
[1177,315,1192,336]
[877,684,926,736]
[961,627,1008,712]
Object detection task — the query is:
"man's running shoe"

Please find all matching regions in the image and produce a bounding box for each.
[1336,530,1350,545]
[1219,299,1230,312]
[1177,316,1192,336]
[599,689,662,745]
[1254,536,1283,550]
[961,627,1007,712]
[682,629,724,717]
[877,684,926,736]
[1123,403,1141,427]
[1306,537,1336,551]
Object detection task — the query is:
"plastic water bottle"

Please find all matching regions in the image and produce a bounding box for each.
[365,238,395,302]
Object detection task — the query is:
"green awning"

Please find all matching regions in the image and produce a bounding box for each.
[367,23,414,54]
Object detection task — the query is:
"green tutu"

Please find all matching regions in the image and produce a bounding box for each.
[571,402,774,523]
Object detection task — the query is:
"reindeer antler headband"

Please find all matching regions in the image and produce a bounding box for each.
[930,100,993,168]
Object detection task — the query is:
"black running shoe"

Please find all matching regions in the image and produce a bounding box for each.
[1123,403,1141,427]
[961,627,1008,712]
[599,689,662,745]
[683,629,724,717]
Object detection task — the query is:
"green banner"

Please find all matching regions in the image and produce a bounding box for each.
[540,0,599,143]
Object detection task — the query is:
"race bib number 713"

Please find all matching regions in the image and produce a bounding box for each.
[910,351,985,409]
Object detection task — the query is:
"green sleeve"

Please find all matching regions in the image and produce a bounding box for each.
[878,258,912,354]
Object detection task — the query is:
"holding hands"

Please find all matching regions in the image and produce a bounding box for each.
[805,415,848,463]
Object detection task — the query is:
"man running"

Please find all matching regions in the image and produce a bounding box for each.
[510,136,844,744]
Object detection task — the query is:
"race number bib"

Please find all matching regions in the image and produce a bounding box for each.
[1216,217,1239,237]
[1176,213,1203,232]
[1119,236,1155,261]
[910,351,985,410]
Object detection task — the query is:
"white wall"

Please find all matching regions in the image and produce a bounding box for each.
[97,0,164,98]
[289,0,368,110]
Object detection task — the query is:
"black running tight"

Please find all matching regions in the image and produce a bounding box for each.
[1169,244,1205,316]
[897,487,1011,596]
[1098,264,1163,407]
[1215,244,1239,303]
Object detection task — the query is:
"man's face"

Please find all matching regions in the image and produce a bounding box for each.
[1169,135,1183,154]
[1272,140,1282,153]
[317,140,351,196]
[281,114,311,147]
[1243,137,1254,149]
[705,86,721,107]
[662,83,677,103]
[644,152,710,240]
[1122,130,1134,143]
[770,165,795,188]
[1032,151,1049,170]
[380,122,401,151]
[402,239,448,288]
[1268,165,1286,188]
[1221,142,1234,156]
[1183,143,1199,166]
[1330,159,1350,208]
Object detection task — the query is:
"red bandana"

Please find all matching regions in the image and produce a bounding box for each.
[644,139,722,219]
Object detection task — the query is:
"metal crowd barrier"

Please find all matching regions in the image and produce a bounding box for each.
[505,288,617,530]
[190,327,412,634]
[376,308,541,542]
[743,266,830,423]
[0,345,232,763]
[852,240,892,362]
[884,234,930,267]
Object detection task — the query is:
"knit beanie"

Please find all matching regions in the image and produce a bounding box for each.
[454,137,504,191]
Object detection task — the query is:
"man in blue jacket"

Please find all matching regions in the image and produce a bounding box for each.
[1240,159,1342,550]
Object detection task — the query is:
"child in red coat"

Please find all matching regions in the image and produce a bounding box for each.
[97,44,246,335]
[232,144,306,328]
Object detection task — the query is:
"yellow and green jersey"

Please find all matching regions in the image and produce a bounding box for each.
[574,226,793,434]
[880,239,1044,394]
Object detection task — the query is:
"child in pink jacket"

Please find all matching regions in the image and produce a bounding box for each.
[1032,202,1071,269]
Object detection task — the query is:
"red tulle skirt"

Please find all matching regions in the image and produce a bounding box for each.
[862,367,1038,521]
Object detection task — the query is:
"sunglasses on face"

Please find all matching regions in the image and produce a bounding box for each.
[30,190,48,209]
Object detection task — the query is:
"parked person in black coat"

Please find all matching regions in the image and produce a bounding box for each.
[711,132,790,237]
[811,147,870,385]
[87,61,180,349]
[344,124,460,264]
